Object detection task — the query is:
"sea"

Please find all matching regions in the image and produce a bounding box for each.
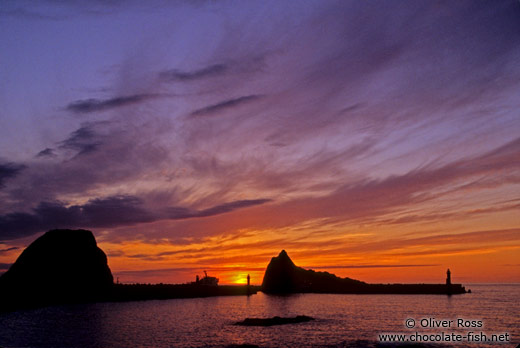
[0,284,518,348]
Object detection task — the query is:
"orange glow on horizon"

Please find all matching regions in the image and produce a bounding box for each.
[1,200,518,285]
[86,204,520,285]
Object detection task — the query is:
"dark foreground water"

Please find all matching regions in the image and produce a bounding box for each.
[0,284,518,348]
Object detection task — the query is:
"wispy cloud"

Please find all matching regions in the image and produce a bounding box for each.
[58,124,102,156]
[66,94,158,114]
[378,202,520,226]
[35,148,55,158]
[322,228,520,257]
[258,137,520,225]
[0,247,18,254]
[190,95,262,117]
[0,7,65,21]
[123,136,520,244]
[165,199,272,219]
[0,162,25,188]
[159,64,228,82]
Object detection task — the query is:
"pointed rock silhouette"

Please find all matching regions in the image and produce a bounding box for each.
[262,250,297,293]
[262,250,364,293]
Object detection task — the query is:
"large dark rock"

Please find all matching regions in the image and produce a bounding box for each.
[0,229,113,310]
[261,250,364,293]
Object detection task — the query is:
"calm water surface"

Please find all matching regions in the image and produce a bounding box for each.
[0,284,518,348]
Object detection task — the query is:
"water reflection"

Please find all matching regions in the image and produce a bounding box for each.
[263,293,305,317]
[0,285,517,348]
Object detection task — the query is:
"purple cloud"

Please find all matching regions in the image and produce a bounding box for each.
[190,95,262,117]
[0,196,271,240]
[159,64,228,82]
[0,162,25,188]
[66,94,158,114]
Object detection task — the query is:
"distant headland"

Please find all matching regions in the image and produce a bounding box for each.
[0,230,466,312]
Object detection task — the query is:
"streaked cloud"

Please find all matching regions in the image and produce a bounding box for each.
[66,94,158,114]
[190,95,262,117]
[165,199,271,219]
[58,124,103,156]
[0,247,18,254]
[36,148,55,158]
[159,64,228,82]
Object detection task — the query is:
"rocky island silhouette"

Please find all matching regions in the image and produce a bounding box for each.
[262,250,466,295]
[0,229,466,312]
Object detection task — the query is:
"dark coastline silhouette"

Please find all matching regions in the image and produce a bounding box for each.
[0,229,256,312]
[0,230,465,312]
[262,250,466,295]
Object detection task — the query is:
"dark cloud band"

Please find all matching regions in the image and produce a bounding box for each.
[0,196,271,241]
[66,94,157,114]
[0,162,25,188]
[36,148,55,158]
[190,95,262,117]
[0,196,152,240]
[159,64,228,82]
[59,124,103,156]
[166,199,272,219]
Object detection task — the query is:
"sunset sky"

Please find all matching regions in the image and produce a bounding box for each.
[0,1,519,285]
